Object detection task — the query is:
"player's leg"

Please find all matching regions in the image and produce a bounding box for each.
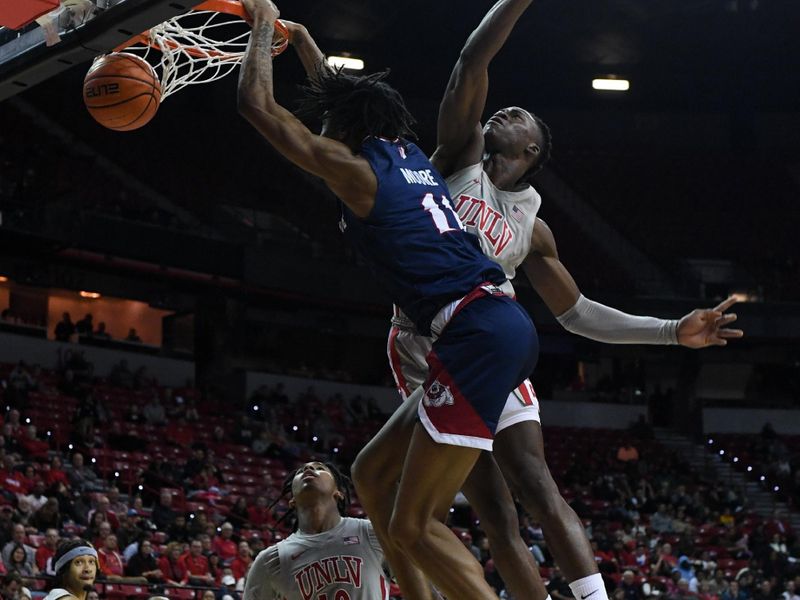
[389,422,497,600]
[493,419,607,600]
[461,451,548,600]
[351,388,435,600]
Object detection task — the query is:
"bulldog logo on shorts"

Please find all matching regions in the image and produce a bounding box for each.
[423,380,454,408]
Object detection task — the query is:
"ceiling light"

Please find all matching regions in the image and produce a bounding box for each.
[327,56,364,70]
[79,291,101,299]
[592,78,630,91]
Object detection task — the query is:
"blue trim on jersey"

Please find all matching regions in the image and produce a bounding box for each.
[340,137,506,335]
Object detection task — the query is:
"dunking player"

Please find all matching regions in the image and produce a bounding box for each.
[351,1,744,600]
[242,462,389,599]
[238,0,539,597]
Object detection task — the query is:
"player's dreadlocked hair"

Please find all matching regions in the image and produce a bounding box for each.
[268,462,353,532]
[296,67,416,141]
[520,112,553,184]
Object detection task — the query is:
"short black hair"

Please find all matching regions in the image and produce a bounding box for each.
[52,539,95,588]
[520,112,552,183]
[296,67,416,141]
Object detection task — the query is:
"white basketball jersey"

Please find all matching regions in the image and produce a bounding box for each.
[447,161,541,280]
[245,517,388,600]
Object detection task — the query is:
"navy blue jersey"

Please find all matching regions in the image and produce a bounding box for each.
[340,137,506,335]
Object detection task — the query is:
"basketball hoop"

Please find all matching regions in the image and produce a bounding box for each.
[113,0,289,101]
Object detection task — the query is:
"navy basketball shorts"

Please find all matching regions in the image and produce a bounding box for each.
[417,288,539,451]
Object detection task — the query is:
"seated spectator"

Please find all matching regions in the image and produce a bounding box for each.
[782,581,800,600]
[158,542,187,586]
[43,456,69,488]
[246,496,273,529]
[619,570,645,600]
[722,580,750,600]
[6,362,36,408]
[106,486,128,516]
[167,514,191,544]
[93,322,111,340]
[651,543,678,577]
[1,525,35,573]
[0,573,23,600]
[212,523,237,563]
[126,329,142,343]
[227,498,249,530]
[88,495,120,530]
[92,521,113,551]
[547,566,574,600]
[66,452,103,493]
[5,544,37,578]
[152,490,177,531]
[97,534,125,580]
[19,426,48,460]
[229,542,252,581]
[34,529,58,574]
[179,539,215,586]
[54,313,75,342]
[207,552,223,585]
[76,314,93,337]
[125,539,163,583]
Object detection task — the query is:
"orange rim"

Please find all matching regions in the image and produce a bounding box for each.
[114,0,290,58]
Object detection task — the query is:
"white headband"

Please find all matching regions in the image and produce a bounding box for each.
[54,547,98,574]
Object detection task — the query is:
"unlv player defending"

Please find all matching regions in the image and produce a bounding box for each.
[351,1,744,600]
[238,0,538,597]
[243,462,388,600]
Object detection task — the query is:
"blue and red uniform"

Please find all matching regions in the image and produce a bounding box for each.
[341,137,539,449]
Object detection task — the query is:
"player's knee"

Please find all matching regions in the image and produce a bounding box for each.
[387,512,422,552]
[351,448,391,499]
[508,456,561,520]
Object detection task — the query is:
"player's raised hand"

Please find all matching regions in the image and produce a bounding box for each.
[279,20,307,44]
[676,296,744,349]
[240,0,278,22]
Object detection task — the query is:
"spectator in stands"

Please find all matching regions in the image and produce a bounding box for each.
[783,581,799,600]
[618,570,645,600]
[227,499,249,530]
[76,315,93,337]
[35,529,58,575]
[106,486,127,516]
[6,363,35,409]
[54,313,75,342]
[220,574,239,600]
[547,566,574,600]
[1,525,35,573]
[91,521,112,551]
[6,544,37,578]
[125,539,163,583]
[113,510,140,551]
[158,542,187,586]
[1,573,23,600]
[19,426,48,460]
[754,581,778,600]
[212,523,237,563]
[126,329,142,343]
[66,453,102,493]
[166,514,191,544]
[123,531,153,564]
[245,496,272,529]
[96,534,128,582]
[143,396,167,426]
[652,543,678,576]
[229,542,252,581]
[722,580,749,600]
[152,490,177,531]
[43,456,68,488]
[31,497,62,533]
[652,504,674,533]
[92,322,110,340]
[179,539,214,586]
[88,496,119,531]
[207,552,222,585]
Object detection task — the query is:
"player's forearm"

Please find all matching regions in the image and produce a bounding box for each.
[556,295,679,345]
[460,0,533,68]
[291,27,327,81]
[238,16,278,113]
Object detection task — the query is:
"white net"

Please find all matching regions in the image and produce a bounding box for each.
[119,4,286,101]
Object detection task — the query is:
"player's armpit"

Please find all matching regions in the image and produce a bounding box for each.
[238,102,377,217]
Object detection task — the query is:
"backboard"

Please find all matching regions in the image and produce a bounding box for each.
[0,0,208,101]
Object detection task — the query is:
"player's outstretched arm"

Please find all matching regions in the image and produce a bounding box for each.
[237,0,376,217]
[522,218,744,348]
[432,0,534,177]
[282,20,328,81]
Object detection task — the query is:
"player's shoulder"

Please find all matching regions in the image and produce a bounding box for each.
[253,543,280,567]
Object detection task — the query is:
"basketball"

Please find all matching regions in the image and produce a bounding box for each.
[83,53,161,131]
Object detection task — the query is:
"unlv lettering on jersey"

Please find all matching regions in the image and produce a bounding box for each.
[294,555,363,600]
[454,195,514,256]
[85,83,120,98]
